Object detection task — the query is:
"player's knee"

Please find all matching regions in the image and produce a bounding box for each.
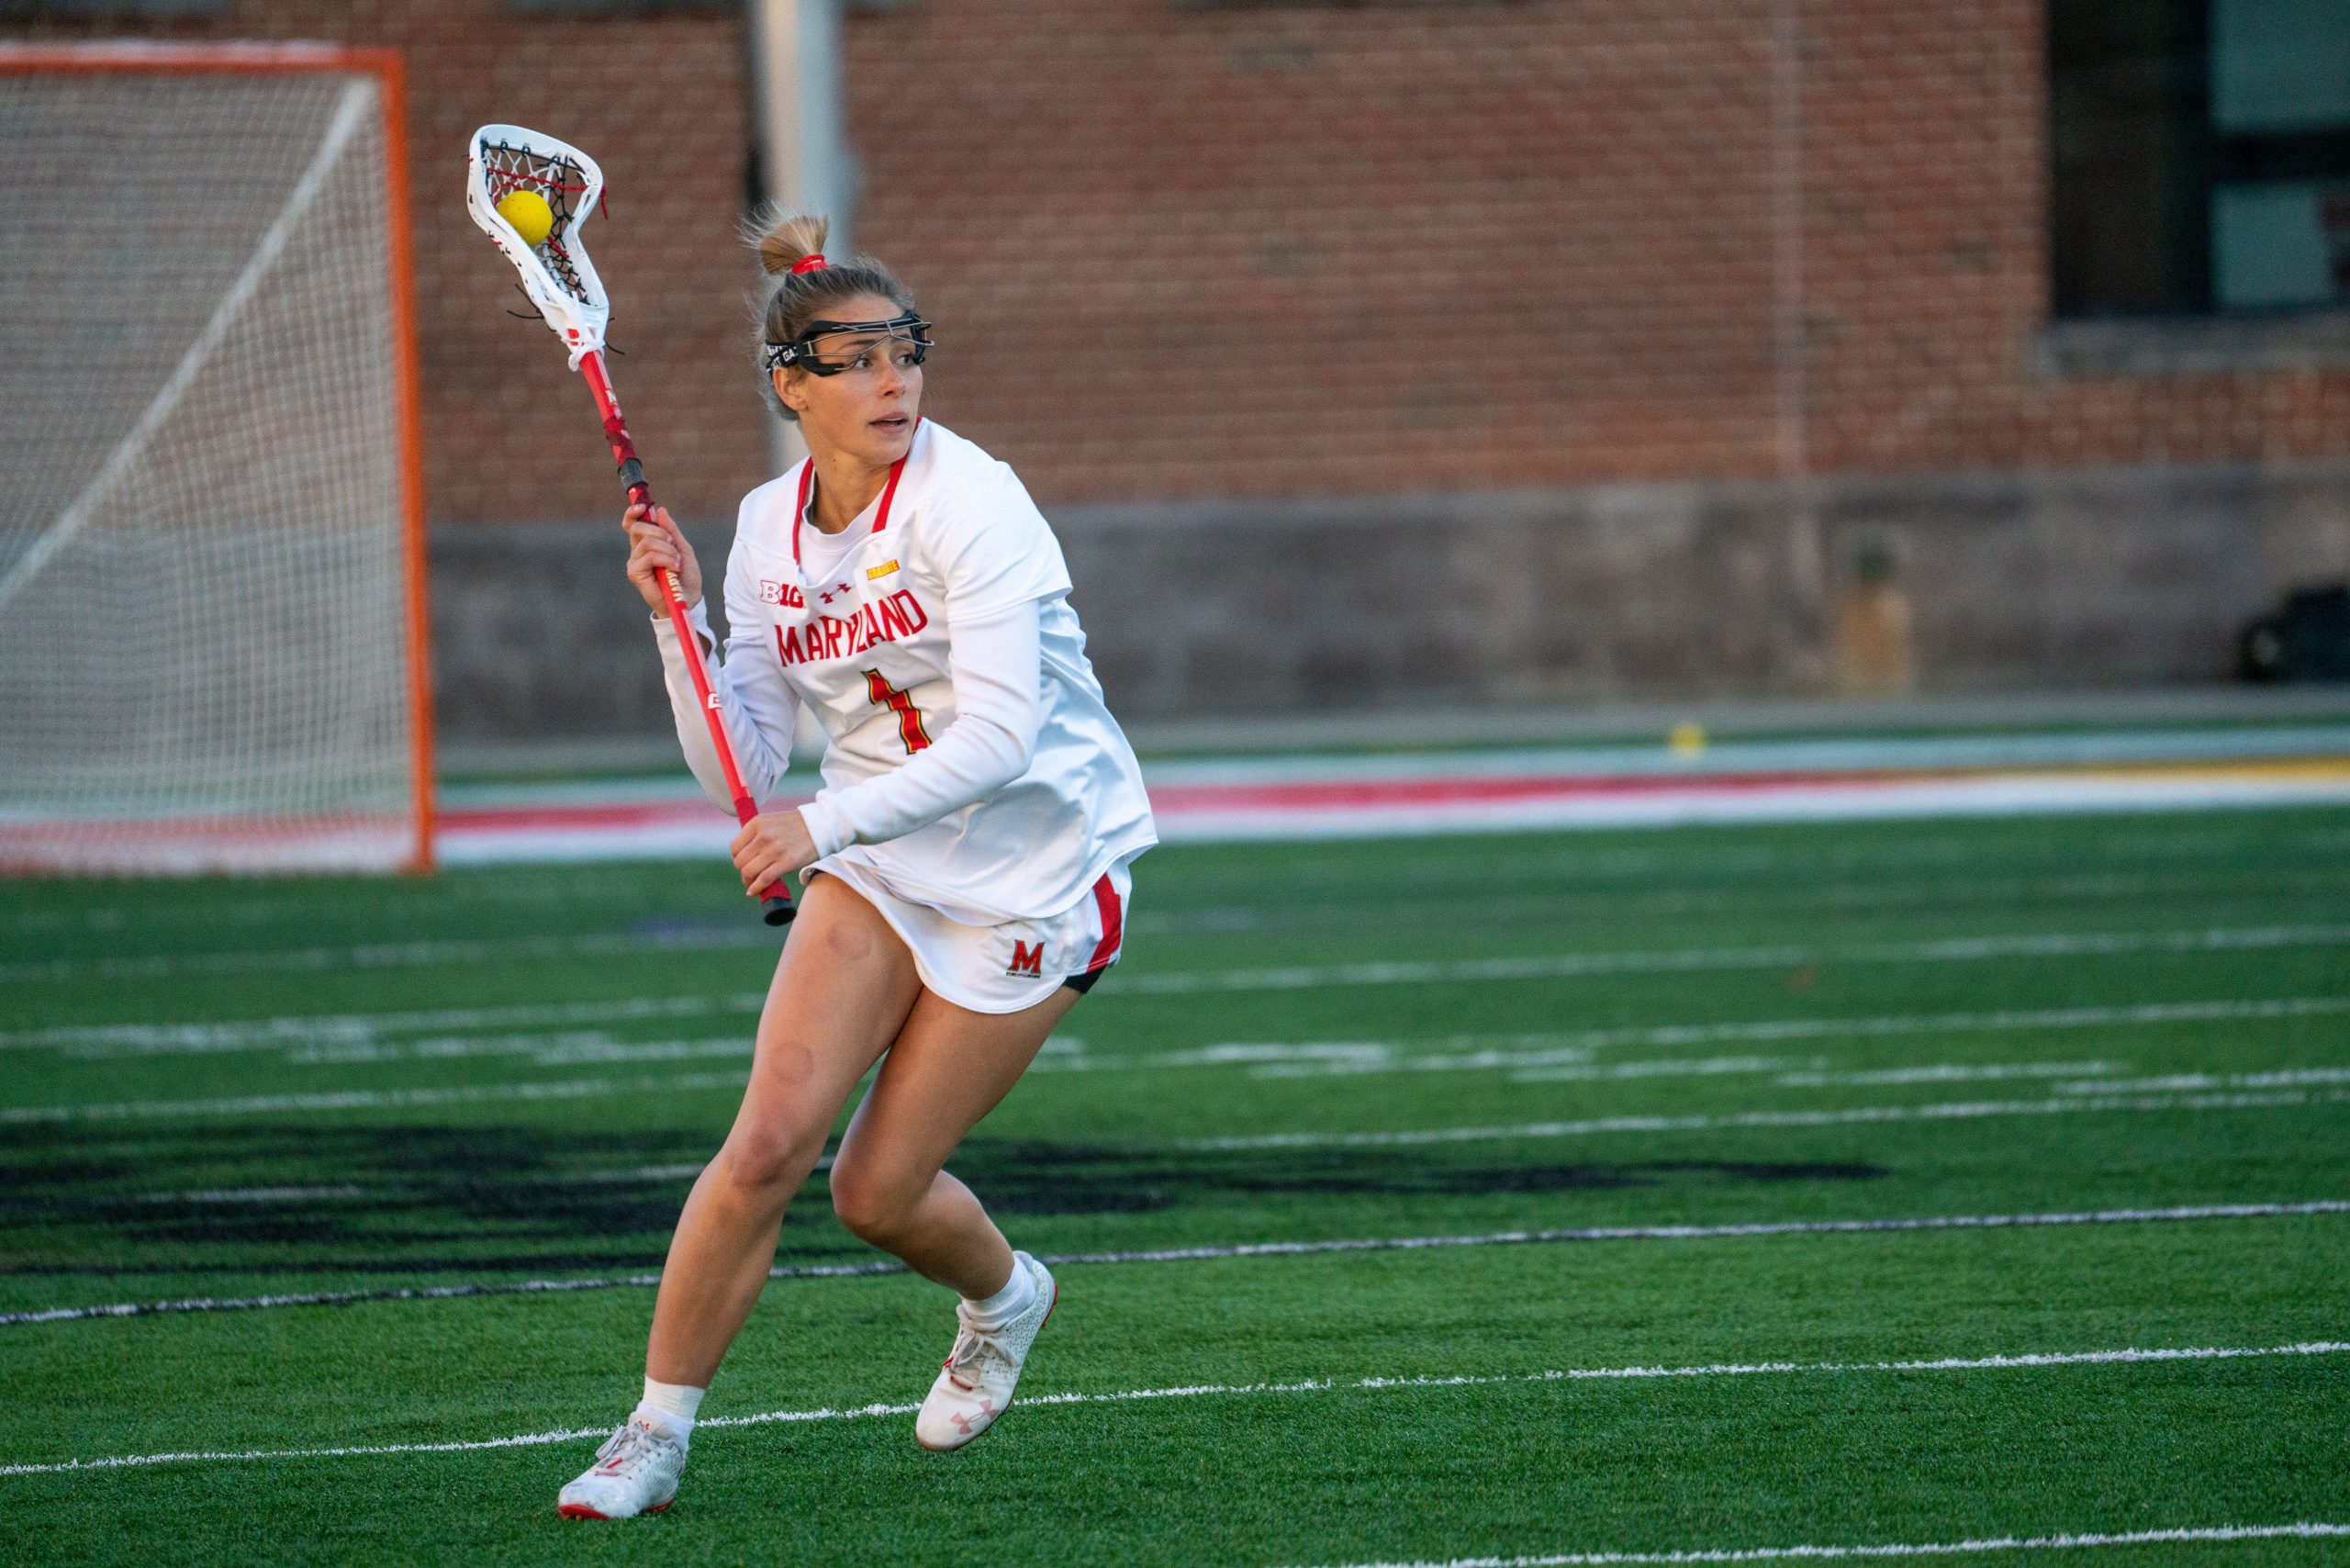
[827,1155,924,1243]
[716,1115,823,1201]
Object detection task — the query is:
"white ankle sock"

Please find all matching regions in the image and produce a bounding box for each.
[965,1256,1035,1327]
[635,1377,705,1446]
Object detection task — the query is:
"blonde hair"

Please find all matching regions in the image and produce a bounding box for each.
[747,208,918,422]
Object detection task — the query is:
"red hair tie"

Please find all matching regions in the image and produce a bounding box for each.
[790,252,828,274]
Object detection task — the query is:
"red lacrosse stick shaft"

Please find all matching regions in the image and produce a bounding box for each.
[578,349,794,924]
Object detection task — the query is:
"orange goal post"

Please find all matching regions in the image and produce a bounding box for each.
[0,40,435,876]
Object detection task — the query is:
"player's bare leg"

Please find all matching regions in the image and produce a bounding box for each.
[649,875,923,1384]
[828,985,1079,1293]
[828,982,1082,1450]
[558,876,919,1519]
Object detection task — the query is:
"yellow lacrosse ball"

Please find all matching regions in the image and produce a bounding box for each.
[496,189,554,248]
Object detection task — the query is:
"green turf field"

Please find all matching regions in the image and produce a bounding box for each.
[3,806,2346,1565]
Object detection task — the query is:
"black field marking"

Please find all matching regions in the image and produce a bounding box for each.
[950,1147,1891,1215]
[4,1198,2343,1327]
[0,1125,1883,1275]
[0,1122,765,1272]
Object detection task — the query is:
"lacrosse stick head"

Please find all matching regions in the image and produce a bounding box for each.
[466,124,610,367]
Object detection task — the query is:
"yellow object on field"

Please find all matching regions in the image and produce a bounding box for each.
[1668,722,1707,758]
[496,189,555,249]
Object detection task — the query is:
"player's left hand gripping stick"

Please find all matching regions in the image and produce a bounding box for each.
[465,124,794,925]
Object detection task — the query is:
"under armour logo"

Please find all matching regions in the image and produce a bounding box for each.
[949,1401,1000,1435]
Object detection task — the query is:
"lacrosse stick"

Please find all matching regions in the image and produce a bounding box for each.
[465,124,794,924]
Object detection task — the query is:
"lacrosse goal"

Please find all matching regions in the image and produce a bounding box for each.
[0,41,433,876]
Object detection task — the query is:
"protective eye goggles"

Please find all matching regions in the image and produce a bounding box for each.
[763,311,935,375]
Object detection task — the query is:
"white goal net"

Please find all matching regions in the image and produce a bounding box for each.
[0,43,433,875]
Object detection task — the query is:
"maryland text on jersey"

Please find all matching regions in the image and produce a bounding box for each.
[776,590,931,666]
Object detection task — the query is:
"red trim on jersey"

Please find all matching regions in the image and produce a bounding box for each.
[863,668,933,754]
[870,438,912,532]
[789,440,912,569]
[789,460,815,569]
[1083,872,1125,972]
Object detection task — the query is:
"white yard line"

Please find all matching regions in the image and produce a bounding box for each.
[277,1029,722,1067]
[0,994,767,1058]
[1181,1088,2350,1150]
[14,989,2350,1125]
[0,928,777,986]
[0,1070,755,1126]
[6,1200,2343,1328]
[10,1055,2348,1130]
[293,995,2329,1079]
[268,1031,757,1068]
[1165,1005,2350,1081]
[285,997,2338,1077]
[2,1340,2343,1478]
[1141,778,2350,844]
[8,921,2345,990]
[6,1061,2335,1133]
[1771,1062,2122,1088]
[1502,1056,1807,1084]
[1285,1521,2350,1568]
[2055,1066,2350,1094]
[130,1161,738,1205]
[1505,1058,2114,1088]
[1138,869,2350,940]
[20,993,2339,1074]
[137,1186,368,1205]
[2,847,2326,945]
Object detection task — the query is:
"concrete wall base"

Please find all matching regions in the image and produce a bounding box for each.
[427,457,2350,742]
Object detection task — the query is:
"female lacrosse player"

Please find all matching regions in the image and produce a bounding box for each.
[558,215,1156,1520]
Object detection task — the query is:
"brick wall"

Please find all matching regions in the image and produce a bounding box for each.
[14,0,2342,513]
[13,1,2348,728]
[846,0,2350,505]
[849,0,1788,501]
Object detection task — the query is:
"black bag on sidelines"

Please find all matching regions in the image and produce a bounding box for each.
[2240,585,2350,683]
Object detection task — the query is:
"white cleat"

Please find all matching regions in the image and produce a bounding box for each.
[916,1251,1058,1452]
[556,1415,687,1520]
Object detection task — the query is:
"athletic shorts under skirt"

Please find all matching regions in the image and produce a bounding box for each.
[808,853,1134,1014]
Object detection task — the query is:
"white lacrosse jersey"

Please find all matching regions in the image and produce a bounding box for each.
[674,419,1156,924]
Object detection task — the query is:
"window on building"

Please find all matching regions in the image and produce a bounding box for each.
[2050,0,2350,318]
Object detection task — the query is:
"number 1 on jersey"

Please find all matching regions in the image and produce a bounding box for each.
[863,668,932,754]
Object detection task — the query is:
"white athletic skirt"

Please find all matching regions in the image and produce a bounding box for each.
[809,852,1135,1014]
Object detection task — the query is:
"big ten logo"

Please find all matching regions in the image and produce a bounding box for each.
[759,579,806,609]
